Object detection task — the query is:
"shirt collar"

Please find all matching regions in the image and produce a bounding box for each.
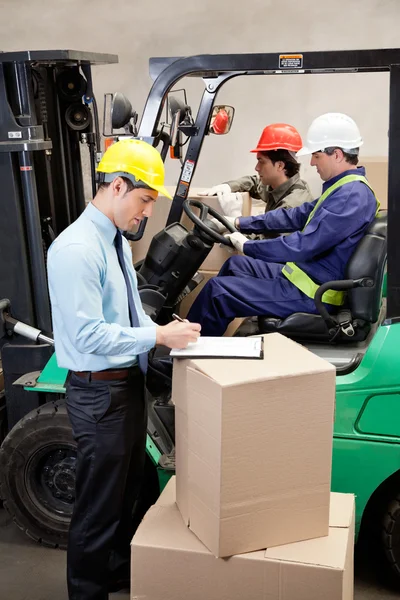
[322,166,366,193]
[268,173,301,202]
[83,202,118,245]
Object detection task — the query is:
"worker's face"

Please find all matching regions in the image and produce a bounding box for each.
[112,178,158,231]
[310,149,344,181]
[255,153,284,187]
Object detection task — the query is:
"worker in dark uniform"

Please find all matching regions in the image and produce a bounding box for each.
[200,123,312,218]
[47,139,201,600]
[188,113,379,336]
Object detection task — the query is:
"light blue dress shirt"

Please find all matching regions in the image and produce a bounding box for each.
[47,202,157,371]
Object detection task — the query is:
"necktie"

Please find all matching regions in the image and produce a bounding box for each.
[115,230,148,374]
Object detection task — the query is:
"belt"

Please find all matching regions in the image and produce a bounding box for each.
[73,368,136,381]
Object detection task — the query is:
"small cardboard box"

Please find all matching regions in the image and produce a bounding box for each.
[172,333,336,557]
[131,477,355,600]
[130,187,251,269]
[182,189,252,271]
[361,157,388,210]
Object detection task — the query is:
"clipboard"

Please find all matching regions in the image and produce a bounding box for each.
[170,336,264,360]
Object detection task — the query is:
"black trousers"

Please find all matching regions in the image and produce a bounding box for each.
[65,369,147,600]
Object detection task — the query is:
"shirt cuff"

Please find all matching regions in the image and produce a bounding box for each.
[131,326,157,354]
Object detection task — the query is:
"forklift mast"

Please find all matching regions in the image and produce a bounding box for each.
[0,50,118,334]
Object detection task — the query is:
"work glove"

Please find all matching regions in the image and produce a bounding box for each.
[224,231,248,253]
[199,183,231,196]
[216,191,243,218]
[208,216,237,234]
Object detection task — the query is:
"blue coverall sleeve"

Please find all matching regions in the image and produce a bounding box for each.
[238,200,317,234]
[242,183,375,263]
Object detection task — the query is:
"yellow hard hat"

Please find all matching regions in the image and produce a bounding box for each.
[97,138,172,199]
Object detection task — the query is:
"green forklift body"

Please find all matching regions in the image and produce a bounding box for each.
[332,322,400,535]
[23,321,400,538]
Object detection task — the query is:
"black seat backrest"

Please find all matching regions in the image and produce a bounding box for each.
[345,213,387,323]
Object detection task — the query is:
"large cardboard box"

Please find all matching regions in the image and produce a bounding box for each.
[172,333,336,557]
[131,477,355,600]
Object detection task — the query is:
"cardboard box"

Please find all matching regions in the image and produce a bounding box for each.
[131,477,355,600]
[361,157,388,210]
[178,270,245,335]
[130,186,251,269]
[182,189,252,271]
[172,333,336,557]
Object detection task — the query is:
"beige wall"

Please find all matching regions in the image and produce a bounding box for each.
[0,0,398,198]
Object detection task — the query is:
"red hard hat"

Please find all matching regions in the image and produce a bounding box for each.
[212,109,230,135]
[251,123,303,153]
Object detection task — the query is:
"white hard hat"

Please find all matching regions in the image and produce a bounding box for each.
[296,113,363,157]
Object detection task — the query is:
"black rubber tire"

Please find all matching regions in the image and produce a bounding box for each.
[0,399,161,549]
[0,401,75,548]
[382,494,400,582]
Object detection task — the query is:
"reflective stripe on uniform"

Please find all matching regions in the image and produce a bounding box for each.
[282,262,346,306]
[282,174,379,305]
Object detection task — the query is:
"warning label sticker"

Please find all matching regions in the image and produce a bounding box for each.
[181,159,195,183]
[176,181,189,198]
[279,54,303,69]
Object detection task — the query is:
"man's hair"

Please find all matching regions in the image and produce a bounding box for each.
[261,149,300,178]
[324,147,359,166]
[98,176,135,193]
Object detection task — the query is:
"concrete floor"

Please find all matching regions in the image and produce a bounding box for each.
[1,507,399,600]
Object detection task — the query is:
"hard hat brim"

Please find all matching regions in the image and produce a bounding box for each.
[151,183,173,200]
[295,146,313,157]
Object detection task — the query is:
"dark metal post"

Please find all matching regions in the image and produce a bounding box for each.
[18,151,52,332]
[13,61,37,126]
[386,64,400,321]
[166,74,238,225]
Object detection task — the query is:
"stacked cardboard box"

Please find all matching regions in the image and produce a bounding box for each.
[132,479,355,600]
[131,333,355,600]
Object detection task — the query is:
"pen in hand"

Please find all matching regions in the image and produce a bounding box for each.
[170,313,201,345]
[172,313,185,322]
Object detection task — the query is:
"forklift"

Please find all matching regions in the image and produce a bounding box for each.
[0,48,399,581]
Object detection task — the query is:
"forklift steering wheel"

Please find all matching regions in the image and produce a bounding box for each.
[182,199,237,246]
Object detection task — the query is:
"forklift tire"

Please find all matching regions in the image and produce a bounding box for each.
[0,401,75,549]
[382,494,400,582]
[0,399,161,550]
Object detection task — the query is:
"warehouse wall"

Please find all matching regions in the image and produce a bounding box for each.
[0,0,398,197]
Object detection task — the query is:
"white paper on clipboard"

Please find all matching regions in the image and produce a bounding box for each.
[170,336,263,359]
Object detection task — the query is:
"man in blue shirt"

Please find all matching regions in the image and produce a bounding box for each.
[47,139,200,600]
[187,113,378,336]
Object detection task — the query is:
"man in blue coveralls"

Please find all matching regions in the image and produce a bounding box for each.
[187,113,379,336]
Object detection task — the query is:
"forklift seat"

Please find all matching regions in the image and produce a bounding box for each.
[258,214,387,343]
